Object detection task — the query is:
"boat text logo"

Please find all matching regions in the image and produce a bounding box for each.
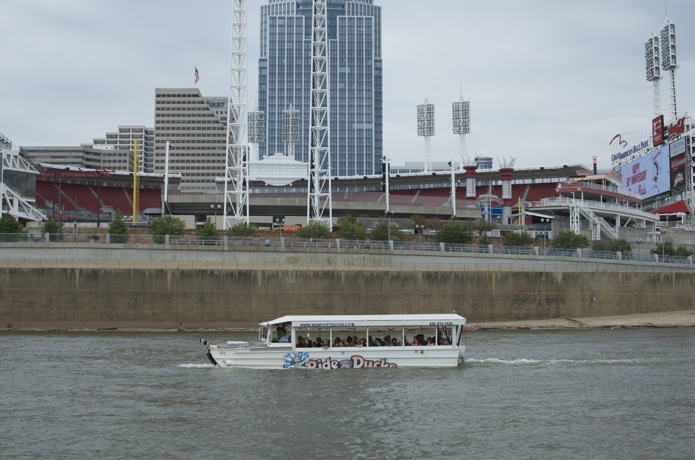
[283,352,397,369]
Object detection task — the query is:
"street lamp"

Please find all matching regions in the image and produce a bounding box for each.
[385,210,393,242]
[210,204,221,228]
[416,224,424,242]
[275,217,285,237]
[660,228,666,261]
[540,218,550,254]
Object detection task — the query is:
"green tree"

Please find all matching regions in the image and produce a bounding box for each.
[108,212,130,243]
[551,230,590,249]
[0,214,24,234]
[652,241,694,258]
[436,222,474,244]
[41,219,64,242]
[196,218,220,238]
[674,245,694,258]
[227,222,258,237]
[608,239,632,254]
[149,215,185,244]
[337,216,366,240]
[503,231,535,247]
[371,220,404,241]
[296,221,332,239]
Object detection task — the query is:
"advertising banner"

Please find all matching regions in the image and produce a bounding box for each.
[669,153,686,190]
[652,115,664,147]
[669,137,686,157]
[620,145,670,199]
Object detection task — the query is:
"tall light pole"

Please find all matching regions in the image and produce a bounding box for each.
[661,18,678,121]
[452,96,470,169]
[417,99,435,172]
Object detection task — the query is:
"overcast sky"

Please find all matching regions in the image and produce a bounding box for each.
[1,0,693,170]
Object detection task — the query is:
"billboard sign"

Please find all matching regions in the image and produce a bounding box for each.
[669,153,686,190]
[620,145,670,199]
[652,115,664,147]
[670,137,686,157]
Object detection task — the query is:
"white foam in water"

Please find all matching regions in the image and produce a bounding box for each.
[466,358,646,366]
[179,363,215,368]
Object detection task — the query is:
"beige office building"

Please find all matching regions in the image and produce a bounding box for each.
[154,88,228,192]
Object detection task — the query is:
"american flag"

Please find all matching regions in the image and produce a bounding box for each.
[194,67,200,84]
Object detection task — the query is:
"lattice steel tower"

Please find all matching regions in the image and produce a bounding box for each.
[307,0,332,227]
[224,0,250,229]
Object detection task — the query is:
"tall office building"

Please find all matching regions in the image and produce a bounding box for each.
[93,125,155,173]
[153,88,228,192]
[258,0,382,177]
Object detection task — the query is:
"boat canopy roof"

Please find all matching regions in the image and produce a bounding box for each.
[262,313,466,328]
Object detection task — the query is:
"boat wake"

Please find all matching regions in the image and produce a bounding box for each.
[466,357,653,367]
[178,363,216,368]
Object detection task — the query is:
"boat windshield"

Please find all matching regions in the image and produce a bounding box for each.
[259,326,269,342]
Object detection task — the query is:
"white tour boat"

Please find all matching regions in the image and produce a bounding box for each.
[202,313,466,369]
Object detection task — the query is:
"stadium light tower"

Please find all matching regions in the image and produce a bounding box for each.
[307,0,333,228]
[223,0,249,229]
[282,105,300,159]
[660,17,678,122]
[248,110,265,161]
[645,32,661,118]
[417,99,435,172]
[452,96,470,170]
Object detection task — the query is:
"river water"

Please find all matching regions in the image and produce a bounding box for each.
[1,328,693,459]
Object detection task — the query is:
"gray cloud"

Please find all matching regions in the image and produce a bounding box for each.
[0,0,692,171]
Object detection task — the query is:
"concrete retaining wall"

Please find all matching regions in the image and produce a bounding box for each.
[1,244,694,330]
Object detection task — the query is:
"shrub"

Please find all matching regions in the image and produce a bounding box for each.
[608,239,632,254]
[41,219,64,242]
[150,215,185,244]
[0,214,24,234]
[108,212,130,244]
[337,216,366,240]
[227,222,258,237]
[503,231,535,247]
[296,221,332,239]
[197,218,220,238]
[371,220,404,241]
[436,222,474,244]
[551,230,590,249]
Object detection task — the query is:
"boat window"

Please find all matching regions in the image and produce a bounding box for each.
[259,326,269,342]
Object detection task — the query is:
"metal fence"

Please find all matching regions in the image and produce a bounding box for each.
[1,232,693,267]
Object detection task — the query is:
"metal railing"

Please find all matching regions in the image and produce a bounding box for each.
[0,232,692,267]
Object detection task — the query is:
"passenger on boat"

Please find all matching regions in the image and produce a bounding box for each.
[346,336,353,347]
[332,337,345,347]
[321,339,329,349]
[279,328,289,343]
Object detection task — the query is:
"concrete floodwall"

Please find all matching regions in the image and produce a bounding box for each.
[1,243,694,330]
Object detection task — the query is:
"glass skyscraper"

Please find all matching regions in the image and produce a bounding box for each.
[258,0,382,177]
